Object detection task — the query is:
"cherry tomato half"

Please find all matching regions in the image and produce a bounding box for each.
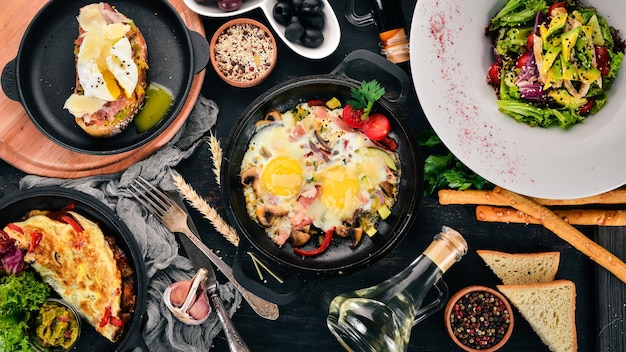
[548,2,566,16]
[487,62,501,87]
[363,113,391,141]
[516,52,532,69]
[342,104,365,128]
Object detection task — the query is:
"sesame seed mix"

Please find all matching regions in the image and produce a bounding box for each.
[214,23,275,82]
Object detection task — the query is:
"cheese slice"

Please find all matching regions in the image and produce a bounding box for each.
[4,211,124,342]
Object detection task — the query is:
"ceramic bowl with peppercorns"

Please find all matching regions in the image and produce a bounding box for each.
[444,285,514,352]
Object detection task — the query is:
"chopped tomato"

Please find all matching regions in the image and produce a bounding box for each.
[578,98,595,115]
[29,232,42,252]
[100,307,112,328]
[548,2,566,16]
[595,46,611,76]
[516,52,532,69]
[7,223,23,234]
[341,104,365,128]
[61,215,83,233]
[109,316,124,327]
[487,62,501,87]
[363,113,391,141]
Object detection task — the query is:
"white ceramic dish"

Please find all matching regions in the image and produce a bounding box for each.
[183,0,340,59]
[410,0,626,199]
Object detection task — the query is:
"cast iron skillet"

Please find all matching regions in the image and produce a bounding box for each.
[0,187,148,351]
[221,50,424,303]
[1,0,209,155]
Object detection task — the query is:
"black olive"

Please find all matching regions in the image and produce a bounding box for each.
[301,0,323,14]
[273,1,293,26]
[285,22,305,42]
[301,29,324,47]
[299,13,325,30]
[290,0,303,12]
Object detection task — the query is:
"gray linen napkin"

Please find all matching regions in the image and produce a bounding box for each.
[19,95,242,352]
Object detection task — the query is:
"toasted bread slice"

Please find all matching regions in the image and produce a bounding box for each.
[498,280,577,352]
[477,249,560,284]
[65,3,148,138]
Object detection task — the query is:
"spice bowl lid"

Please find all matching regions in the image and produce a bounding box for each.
[29,298,82,352]
[444,285,514,352]
[209,18,278,88]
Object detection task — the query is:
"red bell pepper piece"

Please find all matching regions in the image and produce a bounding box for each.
[294,227,334,257]
[7,223,23,234]
[28,232,42,252]
[61,215,83,233]
[100,306,112,328]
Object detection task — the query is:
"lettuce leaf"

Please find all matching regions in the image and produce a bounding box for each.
[489,0,548,31]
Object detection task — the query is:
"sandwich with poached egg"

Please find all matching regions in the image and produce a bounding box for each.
[63,2,148,138]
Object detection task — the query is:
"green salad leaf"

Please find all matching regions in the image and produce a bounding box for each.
[418,131,492,196]
[0,272,50,352]
[489,0,548,30]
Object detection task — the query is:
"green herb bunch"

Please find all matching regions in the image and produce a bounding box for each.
[418,130,493,196]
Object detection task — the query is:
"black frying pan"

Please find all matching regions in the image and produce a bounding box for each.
[1,0,209,155]
[221,50,423,302]
[0,187,148,351]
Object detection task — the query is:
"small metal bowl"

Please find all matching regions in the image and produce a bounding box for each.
[209,18,277,88]
[444,286,514,352]
[29,298,81,352]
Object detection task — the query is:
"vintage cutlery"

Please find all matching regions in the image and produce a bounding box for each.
[129,177,280,321]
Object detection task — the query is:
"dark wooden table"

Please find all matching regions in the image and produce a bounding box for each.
[0,1,624,351]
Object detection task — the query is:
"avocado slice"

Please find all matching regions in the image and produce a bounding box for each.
[549,89,587,109]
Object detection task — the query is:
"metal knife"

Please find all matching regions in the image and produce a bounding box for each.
[170,192,279,320]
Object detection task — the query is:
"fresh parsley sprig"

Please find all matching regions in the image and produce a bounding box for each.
[418,130,493,196]
[348,80,385,120]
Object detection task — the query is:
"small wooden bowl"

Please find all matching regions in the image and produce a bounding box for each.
[209,18,277,88]
[444,285,514,352]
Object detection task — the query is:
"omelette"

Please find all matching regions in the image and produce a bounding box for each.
[3,211,124,342]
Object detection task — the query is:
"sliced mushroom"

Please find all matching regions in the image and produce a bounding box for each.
[336,225,364,248]
[379,181,395,198]
[314,130,332,152]
[255,204,289,227]
[290,230,311,247]
[265,108,283,122]
[241,167,261,197]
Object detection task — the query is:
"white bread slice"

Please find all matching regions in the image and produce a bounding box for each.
[477,249,560,284]
[498,280,577,352]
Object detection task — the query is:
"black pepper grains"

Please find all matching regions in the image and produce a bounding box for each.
[446,286,513,351]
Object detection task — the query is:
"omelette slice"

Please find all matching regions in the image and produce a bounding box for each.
[3,211,124,342]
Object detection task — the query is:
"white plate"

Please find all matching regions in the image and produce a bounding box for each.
[183,0,340,59]
[410,0,626,199]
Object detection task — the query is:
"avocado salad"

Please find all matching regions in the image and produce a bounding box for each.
[486,0,625,128]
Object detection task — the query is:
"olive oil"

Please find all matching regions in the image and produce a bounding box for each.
[327,227,468,352]
[134,82,173,132]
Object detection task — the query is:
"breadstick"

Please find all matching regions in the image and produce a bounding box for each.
[491,186,626,284]
[476,206,626,226]
[439,188,626,206]
[438,189,509,205]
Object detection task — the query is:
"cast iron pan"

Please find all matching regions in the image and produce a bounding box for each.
[0,187,148,351]
[1,0,209,155]
[221,50,424,303]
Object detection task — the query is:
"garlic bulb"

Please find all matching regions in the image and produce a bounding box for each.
[163,268,211,325]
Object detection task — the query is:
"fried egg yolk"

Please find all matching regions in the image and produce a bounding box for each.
[317,165,361,216]
[261,156,303,197]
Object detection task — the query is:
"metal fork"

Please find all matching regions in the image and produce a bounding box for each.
[129,176,279,321]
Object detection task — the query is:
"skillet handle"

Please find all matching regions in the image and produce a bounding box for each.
[232,241,304,305]
[331,49,410,105]
[122,330,150,352]
[189,30,210,74]
[1,58,20,102]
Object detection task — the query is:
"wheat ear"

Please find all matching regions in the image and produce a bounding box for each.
[171,172,239,246]
[207,132,222,185]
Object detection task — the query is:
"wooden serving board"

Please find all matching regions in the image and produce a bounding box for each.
[0,0,205,178]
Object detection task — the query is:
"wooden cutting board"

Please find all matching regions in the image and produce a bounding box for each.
[0,0,205,178]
